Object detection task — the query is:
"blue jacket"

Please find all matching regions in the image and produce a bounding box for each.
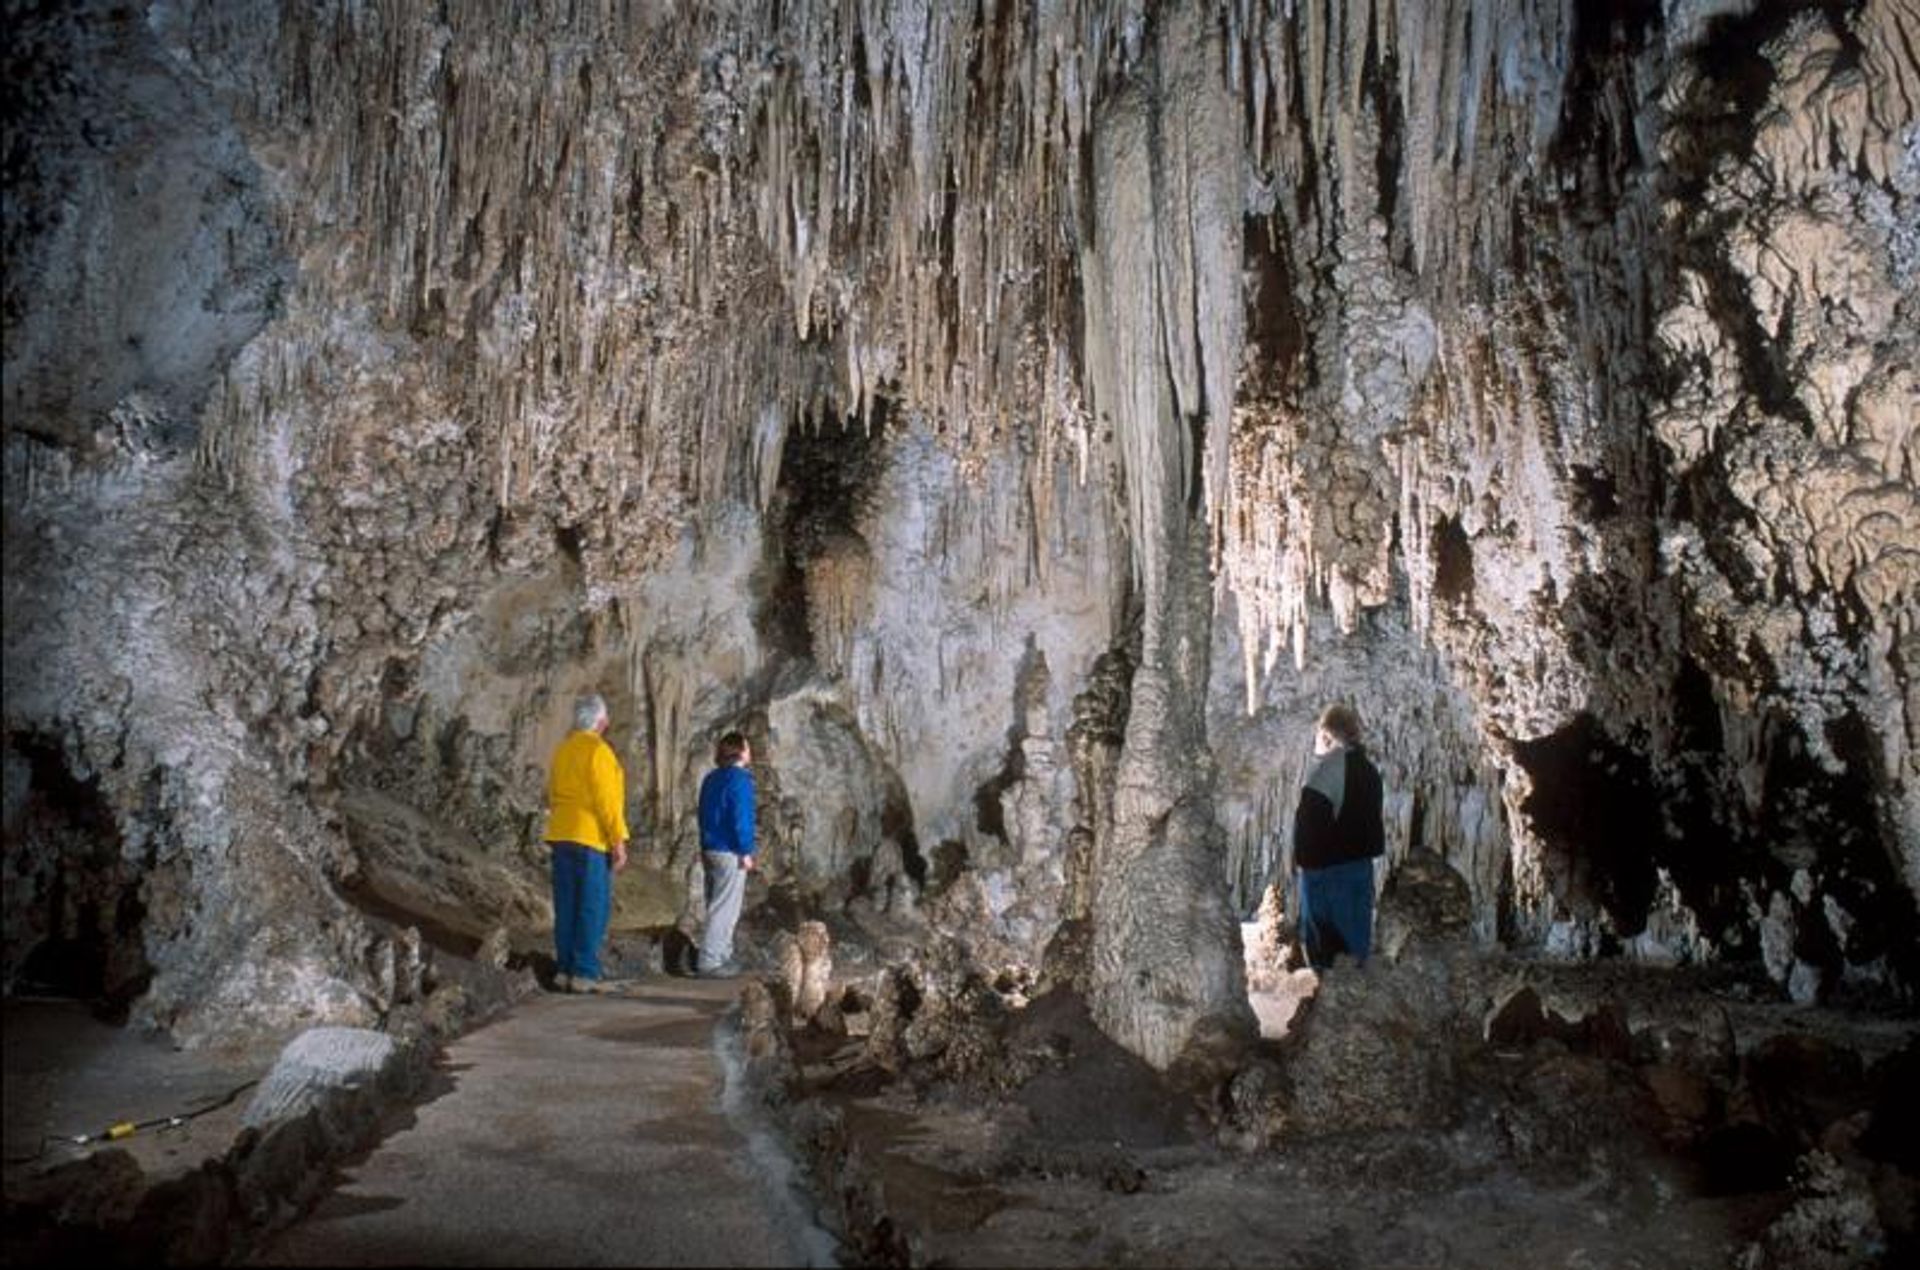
[698,764,756,857]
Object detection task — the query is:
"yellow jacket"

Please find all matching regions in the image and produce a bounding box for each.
[543,730,630,851]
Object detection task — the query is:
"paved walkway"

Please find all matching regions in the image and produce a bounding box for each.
[253,979,829,1267]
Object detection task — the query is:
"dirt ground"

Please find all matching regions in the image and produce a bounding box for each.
[809,1091,1777,1268]
[2,1000,271,1185]
[775,960,1916,1269]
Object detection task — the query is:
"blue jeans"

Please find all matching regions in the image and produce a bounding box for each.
[550,842,612,981]
[1298,858,1376,969]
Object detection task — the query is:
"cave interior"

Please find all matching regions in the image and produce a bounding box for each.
[3,0,1917,1265]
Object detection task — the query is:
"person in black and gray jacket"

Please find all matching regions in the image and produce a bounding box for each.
[1292,703,1386,970]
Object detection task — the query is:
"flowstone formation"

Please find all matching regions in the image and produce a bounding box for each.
[5,0,1917,1069]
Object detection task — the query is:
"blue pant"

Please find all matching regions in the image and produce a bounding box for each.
[1298,858,1376,969]
[550,842,612,981]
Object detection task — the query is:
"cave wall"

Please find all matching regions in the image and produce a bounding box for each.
[1208,0,1918,1000]
[3,0,1916,1052]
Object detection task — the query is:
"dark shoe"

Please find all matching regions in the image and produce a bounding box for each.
[698,961,743,980]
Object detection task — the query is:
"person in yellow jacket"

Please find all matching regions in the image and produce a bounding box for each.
[543,693,630,993]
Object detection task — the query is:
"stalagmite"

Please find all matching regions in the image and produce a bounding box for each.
[1081,0,1257,1070]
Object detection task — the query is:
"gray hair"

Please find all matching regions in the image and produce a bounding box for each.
[573,693,609,732]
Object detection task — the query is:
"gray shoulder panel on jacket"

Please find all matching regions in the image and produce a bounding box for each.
[1305,748,1347,820]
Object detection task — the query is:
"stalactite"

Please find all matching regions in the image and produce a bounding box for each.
[693,0,1147,554]
[1210,0,1758,775]
[639,641,695,833]
[807,533,876,679]
[182,1,733,536]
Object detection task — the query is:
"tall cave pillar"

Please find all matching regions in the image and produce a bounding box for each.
[1080,1,1256,1069]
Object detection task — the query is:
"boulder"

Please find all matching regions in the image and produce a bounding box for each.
[1278,851,1481,1135]
[241,1027,399,1129]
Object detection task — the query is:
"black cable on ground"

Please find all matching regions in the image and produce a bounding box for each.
[2,1077,261,1166]
[4,1136,60,1167]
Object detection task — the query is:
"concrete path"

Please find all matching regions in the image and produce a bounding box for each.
[253,979,830,1267]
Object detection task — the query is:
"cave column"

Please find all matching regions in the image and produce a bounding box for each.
[1080,0,1255,1069]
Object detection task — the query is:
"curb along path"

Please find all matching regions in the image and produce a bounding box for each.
[254,979,821,1267]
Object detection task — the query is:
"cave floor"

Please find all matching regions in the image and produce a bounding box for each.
[9,960,1909,1267]
[2,1000,272,1186]
[781,960,1920,1268]
[804,1086,1780,1268]
[247,978,827,1267]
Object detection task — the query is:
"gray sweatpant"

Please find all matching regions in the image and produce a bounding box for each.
[699,851,746,969]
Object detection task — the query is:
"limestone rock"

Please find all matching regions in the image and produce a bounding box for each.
[241,1027,399,1129]
[477,928,511,972]
[610,863,684,934]
[775,920,833,1026]
[1736,1151,1887,1270]
[1281,964,1460,1136]
[1280,851,1482,1133]
[336,791,549,950]
[1374,847,1476,965]
[1244,881,1299,992]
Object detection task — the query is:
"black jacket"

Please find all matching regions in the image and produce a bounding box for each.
[1292,745,1385,870]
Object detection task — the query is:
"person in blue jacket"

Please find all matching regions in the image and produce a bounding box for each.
[1292,703,1386,970]
[694,730,757,977]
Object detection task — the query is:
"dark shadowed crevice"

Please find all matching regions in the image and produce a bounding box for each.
[1511,713,1664,937]
[973,762,1016,845]
[1655,653,1757,945]
[757,402,892,665]
[879,762,928,891]
[1242,214,1307,399]
[1763,710,1919,991]
[1360,13,1405,265]
[1553,0,1662,179]
[973,636,1052,848]
[4,732,151,1018]
[1567,464,1620,520]
[1431,514,1474,609]
[1676,456,1775,604]
[927,839,969,897]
